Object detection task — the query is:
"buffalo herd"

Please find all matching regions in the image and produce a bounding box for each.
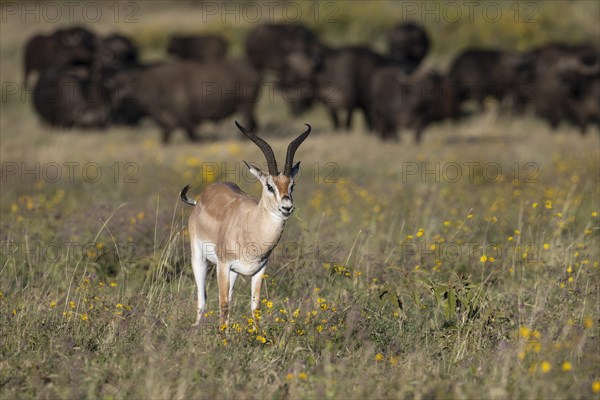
[25,23,599,143]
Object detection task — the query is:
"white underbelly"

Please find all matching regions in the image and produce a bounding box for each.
[230,260,265,275]
[197,238,265,275]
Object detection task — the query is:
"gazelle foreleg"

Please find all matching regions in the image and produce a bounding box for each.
[250,264,267,330]
[228,271,238,304]
[190,238,207,327]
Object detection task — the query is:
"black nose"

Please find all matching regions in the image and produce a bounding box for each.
[281,205,292,212]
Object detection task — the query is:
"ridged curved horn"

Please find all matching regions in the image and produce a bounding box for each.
[235,121,278,175]
[284,124,311,176]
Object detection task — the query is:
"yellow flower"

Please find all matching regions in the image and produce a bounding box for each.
[591,211,598,218]
[390,356,399,366]
[543,243,550,250]
[374,353,384,362]
[584,318,594,329]
[298,372,308,380]
[562,362,572,372]
[480,255,488,263]
[416,229,424,237]
[49,301,56,308]
[110,282,117,287]
[285,373,294,381]
[540,361,552,373]
[545,200,552,209]
[507,236,514,241]
[467,213,474,219]
[532,202,538,209]
[256,335,266,344]
[519,326,541,339]
[116,303,123,309]
[266,301,273,309]
[514,229,521,235]
[70,301,75,309]
[592,381,600,393]
[137,212,145,220]
[81,314,88,321]
[566,266,573,274]
[519,326,531,338]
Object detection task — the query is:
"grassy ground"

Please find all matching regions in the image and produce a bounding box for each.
[1,1,599,399]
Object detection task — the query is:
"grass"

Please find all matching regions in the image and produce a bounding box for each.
[1,1,599,399]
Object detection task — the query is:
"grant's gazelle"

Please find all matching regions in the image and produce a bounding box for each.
[180,121,311,328]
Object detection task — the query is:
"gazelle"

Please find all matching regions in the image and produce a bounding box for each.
[180,121,311,329]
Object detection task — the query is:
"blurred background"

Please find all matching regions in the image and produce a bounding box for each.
[2,0,599,140]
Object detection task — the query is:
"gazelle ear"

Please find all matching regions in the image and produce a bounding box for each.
[243,160,266,180]
[291,161,301,178]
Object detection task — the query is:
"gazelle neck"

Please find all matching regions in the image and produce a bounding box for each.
[244,196,287,248]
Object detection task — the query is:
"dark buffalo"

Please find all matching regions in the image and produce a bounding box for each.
[23,26,96,87]
[277,65,317,116]
[33,66,109,129]
[387,22,430,74]
[94,34,145,126]
[371,67,458,142]
[447,49,525,115]
[283,46,391,130]
[111,61,260,143]
[95,33,139,75]
[245,23,321,72]
[167,35,228,62]
[515,43,599,130]
[560,62,600,134]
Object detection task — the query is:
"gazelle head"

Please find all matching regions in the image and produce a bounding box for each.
[236,121,311,220]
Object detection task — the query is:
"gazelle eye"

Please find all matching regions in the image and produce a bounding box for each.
[290,184,295,193]
[266,183,275,193]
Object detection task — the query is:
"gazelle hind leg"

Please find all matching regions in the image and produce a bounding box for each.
[190,239,207,326]
[216,261,231,332]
